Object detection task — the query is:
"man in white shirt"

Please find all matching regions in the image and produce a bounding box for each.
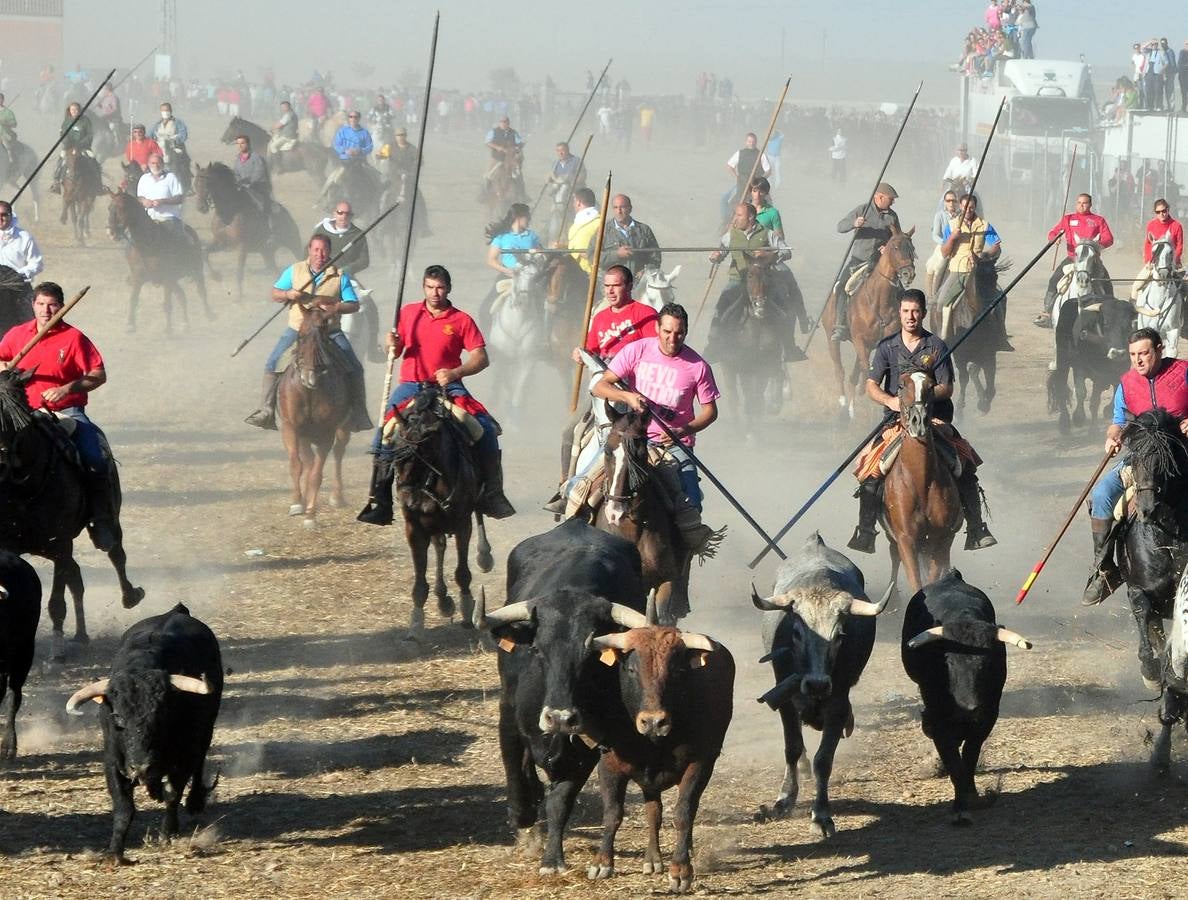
[942,144,978,192]
[136,153,184,231]
[0,201,43,284]
[830,129,847,183]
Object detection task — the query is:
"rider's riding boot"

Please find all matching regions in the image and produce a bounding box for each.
[832,290,851,342]
[245,373,280,430]
[1082,516,1123,606]
[348,371,373,432]
[847,478,880,554]
[542,489,568,515]
[956,470,997,550]
[940,304,953,343]
[925,272,935,300]
[479,450,516,519]
[1036,289,1056,327]
[84,468,118,553]
[356,458,395,526]
[50,158,63,193]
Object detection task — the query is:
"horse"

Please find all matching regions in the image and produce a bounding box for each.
[0,367,143,662]
[106,190,214,333]
[389,384,494,635]
[880,371,963,594]
[91,117,124,163]
[716,259,788,438]
[376,177,429,264]
[192,162,302,300]
[545,253,590,386]
[484,146,526,220]
[275,306,354,528]
[822,227,918,418]
[222,115,330,186]
[60,146,102,245]
[931,256,1008,416]
[1117,409,1188,689]
[0,266,34,335]
[486,259,548,413]
[332,160,382,224]
[0,140,42,222]
[637,264,682,310]
[1047,289,1133,434]
[596,408,700,626]
[1133,236,1184,356]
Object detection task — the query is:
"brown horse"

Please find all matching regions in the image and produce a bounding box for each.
[389,384,494,635]
[929,256,1007,416]
[822,227,917,417]
[192,162,302,299]
[716,258,787,437]
[105,189,214,332]
[276,306,352,528]
[880,371,962,594]
[60,147,102,245]
[485,146,526,220]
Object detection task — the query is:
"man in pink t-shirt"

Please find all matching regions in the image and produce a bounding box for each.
[593,302,720,552]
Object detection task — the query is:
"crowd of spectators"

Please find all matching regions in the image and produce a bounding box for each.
[954,1,1038,77]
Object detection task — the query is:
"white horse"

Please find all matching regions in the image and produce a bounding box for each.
[637,264,682,310]
[1134,236,1184,357]
[487,259,547,413]
[1050,238,1110,370]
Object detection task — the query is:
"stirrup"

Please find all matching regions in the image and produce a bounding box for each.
[964,527,998,551]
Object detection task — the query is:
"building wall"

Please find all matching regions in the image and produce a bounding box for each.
[0,0,64,91]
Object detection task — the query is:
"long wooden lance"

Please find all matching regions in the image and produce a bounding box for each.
[10,286,91,368]
[749,230,1064,569]
[569,171,613,412]
[9,67,115,206]
[378,11,441,423]
[1051,145,1078,272]
[530,58,612,220]
[962,95,1005,213]
[229,201,401,357]
[550,132,593,246]
[692,76,791,331]
[1014,447,1113,605]
[801,81,922,353]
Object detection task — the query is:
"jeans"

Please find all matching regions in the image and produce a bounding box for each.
[373,381,498,459]
[1090,458,1125,518]
[265,327,361,373]
[57,406,106,472]
[680,465,703,510]
[1019,27,1036,59]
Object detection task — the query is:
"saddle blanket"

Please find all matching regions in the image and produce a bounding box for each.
[381,393,491,445]
[844,263,869,296]
[854,420,980,483]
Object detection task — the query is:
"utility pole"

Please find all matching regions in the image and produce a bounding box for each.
[160,0,177,59]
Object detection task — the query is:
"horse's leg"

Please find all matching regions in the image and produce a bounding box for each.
[896,534,925,595]
[162,283,175,336]
[406,523,430,635]
[60,554,87,646]
[303,443,330,527]
[474,513,494,573]
[47,559,70,663]
[431,533,453,617]
[826,332,848,416]
[127,281,142,334]
[329,428,348,508]
[956,360,969,416]
[282,426,305,516]
[979,355,996,415]
[1129,586,1164,689]
[454,519,475,628]
[1071,363,1089,428]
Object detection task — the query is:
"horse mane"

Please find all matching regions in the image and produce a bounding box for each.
[1127,409,1185,481]
[0,371,34,433]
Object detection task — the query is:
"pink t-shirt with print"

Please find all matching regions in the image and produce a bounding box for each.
[608,337,720,446]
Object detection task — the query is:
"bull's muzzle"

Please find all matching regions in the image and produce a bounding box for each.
[801,674,832,697]
[538,706,582,734]
[635,710,671,739]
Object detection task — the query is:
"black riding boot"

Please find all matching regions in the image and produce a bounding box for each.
[1082,516,1123,606]
[479,450,516,519]
[85,469,118,553]
[245,373,280,430]
[356,458,395,526]
[348,371,373,432]
[847,478,881,554]
[956,470,997,550]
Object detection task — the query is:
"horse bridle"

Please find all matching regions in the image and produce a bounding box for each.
[393,394,463,513]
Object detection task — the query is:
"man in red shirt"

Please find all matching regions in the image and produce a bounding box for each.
[357,264,514,525]
[123,124,162,171]
[1038,193,1115,326]
[1143,198,1184,265]
[0,282,117,550]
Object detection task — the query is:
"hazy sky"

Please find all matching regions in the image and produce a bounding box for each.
[59,1,1169,100]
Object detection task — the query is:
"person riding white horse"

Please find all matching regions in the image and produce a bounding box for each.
[1133,200,1186,355]
[1037,193,1114,328]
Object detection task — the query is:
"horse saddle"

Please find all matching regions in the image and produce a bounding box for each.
[1113,465,1139,522]
[273,335,354,376]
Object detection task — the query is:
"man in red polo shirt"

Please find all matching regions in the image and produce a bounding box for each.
[123,124,162,171]
[1037,193,1116,326]
[1143,198,1184,265]
[0,281,118,550]
[357,264,514,525]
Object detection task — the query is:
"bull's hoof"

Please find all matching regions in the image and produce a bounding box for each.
[514,826,544,855]
[538,863,568,876]
[328,494,346,509]
[587,863,614,879]
[69,631,90,647]
[809,812,836,839]
[1141,656,1163,691]
[0,740,16,762]
[122,587,145,610]
[1152,733,1172,774]
[459,592,475,629]
[404,607,425,639]
[102,852,134,868]
[952,811,973,827]
[1072,408,1087,428]
[667,865,694,893]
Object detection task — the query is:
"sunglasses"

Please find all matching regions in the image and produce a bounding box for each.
[1156,208,1170,214]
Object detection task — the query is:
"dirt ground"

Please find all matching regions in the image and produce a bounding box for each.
[2,106,1187,900]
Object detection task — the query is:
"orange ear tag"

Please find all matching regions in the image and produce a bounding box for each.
[599,648,618,666]
[498,637,516,653]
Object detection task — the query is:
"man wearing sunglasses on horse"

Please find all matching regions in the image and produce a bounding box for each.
[1142,199,1183,267]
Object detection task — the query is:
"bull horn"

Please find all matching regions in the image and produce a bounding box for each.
[169,674,212,695]
[750,583,791,612]
[645,591,658,626]
[475,593,533,630]
[0,585,8,599]
[906,626,945,649]
[678,632,715,652]
[997,628,1034,650]
[609,602,648,630]
[65,678,110,715]
[850,580,895,617]
[592,632,630,651]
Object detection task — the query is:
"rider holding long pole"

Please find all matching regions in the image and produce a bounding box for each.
[829,182,901,342]
[1036,193,1115,328]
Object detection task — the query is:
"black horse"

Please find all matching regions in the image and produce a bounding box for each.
[390,385,494,636]
[0,266,34,335]
[1047,295,1133,434]
[1117,409,1188,688]
[0,140,42,222]
[0,368,143,661]
[939,256,1008,416]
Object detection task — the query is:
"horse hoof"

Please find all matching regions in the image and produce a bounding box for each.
[476,550,494,573]
[122,587,146,610]
[328,495,345,509]
[302,517,317,530]
[288,503,304,516]
[50,632,67,663]
[437,594,456,618]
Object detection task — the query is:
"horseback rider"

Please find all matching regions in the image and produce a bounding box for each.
[545,264,660,513]
[94,83,122,147]
[598,194,661,284]
[0,93,18,166]
[356,264,517,525]
[925,190,959,299]
[0,281,118,551]
[0,201,44,286]
[1143,198,1183,266]
[232,134,273,225]
[321,110,374,204]
[267,100,299,158]
[50,101,94,194]
[478,202,541,331]
[749,177,809,353]
[1036,193,1115,328]
[367,94,396,147]
[590,302,719,553]
[484,116,523,191]
[123,124,162,171]
[545,141,586,238]
[564,187,602,275]
[387,127,418,189]
[705,201,794,361]
[148,102,189,169]
[937,192,1012,350]
[849,289,997,554]
[833,183,901,341]
[1083,327,1188,605]
[245,234,372,432]
[942,143,977,195]
[313,202,379,362]
[136,153,185,234]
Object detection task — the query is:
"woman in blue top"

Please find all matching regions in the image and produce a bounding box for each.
[478,202,541,330]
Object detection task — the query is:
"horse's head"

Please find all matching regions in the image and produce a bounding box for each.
[1072,239,1102,293]
[897,369,935,439]
[105,189,138,241]
[881,228,917,289]
[294,305,333,389]
[603,406,651,527]
[1152,236,1176,278]
[744,255,775,318]
[640,265,681,311]
[0,367,36,480]
[509,258,544,302]
[1124,409,1188,521]
[219,119,240,144]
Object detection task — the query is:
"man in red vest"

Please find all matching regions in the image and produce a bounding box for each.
[1084,327,1188,607]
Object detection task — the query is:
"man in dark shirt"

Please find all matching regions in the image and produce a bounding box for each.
[848,289,996,553]
[832,183,901,341]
